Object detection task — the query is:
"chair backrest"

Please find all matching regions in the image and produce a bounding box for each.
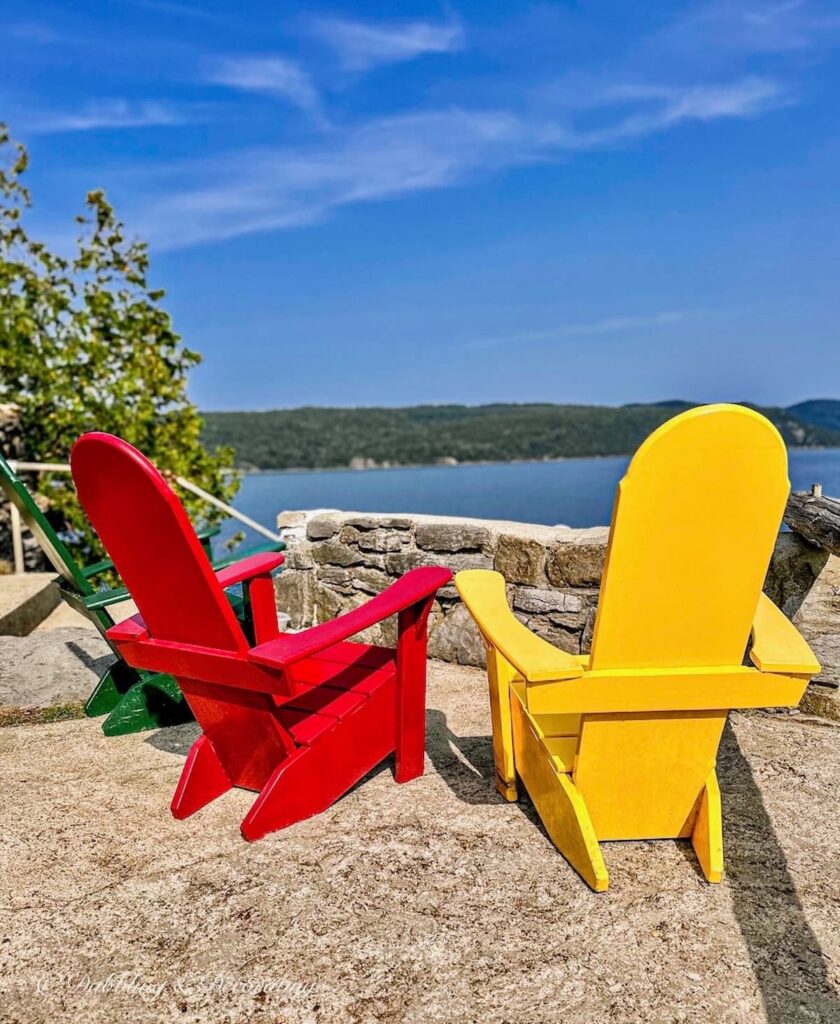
[589,404,788,671]
[0,449,91,592]
[71,433,247,652]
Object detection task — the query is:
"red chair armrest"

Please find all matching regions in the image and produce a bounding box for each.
[248,566,452,669]
[214,551,285,588]
[216,550,285,644]
[106,613,149,643]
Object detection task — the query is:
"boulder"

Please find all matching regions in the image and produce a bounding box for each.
[312,540,363,568]
[512,587,584,616]
[344,515,412,531]
[356,530,408,553]
[0,627,110,710]
[429,602,486,667]
[546,539,607,588]
[791,553,840,688]
[350,567,391,595]
[275,571,315,629]
[384,550,494,576]
[306,513,343,540]
[415,522,492,553]
[494,534,545,585]
[282,538,315,570]
[277,510,307,529]
[317,566,355,595]
[528,620,581,656]
[313,581,346,623]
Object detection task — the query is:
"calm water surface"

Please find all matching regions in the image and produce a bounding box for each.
[222,448,840,546]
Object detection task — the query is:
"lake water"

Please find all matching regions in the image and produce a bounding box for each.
[222,448,840,546]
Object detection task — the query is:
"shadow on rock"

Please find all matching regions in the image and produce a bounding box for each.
[718,721,838,1024]
[425,707,547,837]
[145,720,200,757]
[65,639,114,678]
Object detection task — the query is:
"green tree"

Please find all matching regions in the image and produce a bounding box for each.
[0,124,238,564]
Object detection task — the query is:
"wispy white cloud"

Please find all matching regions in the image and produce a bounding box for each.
[206,55,321,115]
[462,312,690,351]
[128,73,788,250]
[128,73,791,249]
[311,16,463,71]
[133,108,521,248]
[28,99,190,134]
[568,76,790,147]
[662,0,840,56]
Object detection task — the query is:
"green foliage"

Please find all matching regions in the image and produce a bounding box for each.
[0,124,238,563]
[202,401,840,471]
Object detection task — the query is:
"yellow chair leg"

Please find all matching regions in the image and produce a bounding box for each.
[486,647,518,801]
[691,770,724,883]
[511,694,609,891]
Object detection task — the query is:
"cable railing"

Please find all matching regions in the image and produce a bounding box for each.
[4,459,281,574]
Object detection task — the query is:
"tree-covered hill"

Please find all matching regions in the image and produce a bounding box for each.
[200,401,840,471]
[789,399,840,432]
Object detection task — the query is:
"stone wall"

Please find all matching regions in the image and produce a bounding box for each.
[275,509,840,720]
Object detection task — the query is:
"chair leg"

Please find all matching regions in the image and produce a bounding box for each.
[692,770,724,883]
[85,659,142,718]
[512,692,608,891]
[171,734,232,819]
[394,602,432,783]
[486,647,518,801]
[101,674,191,736]
[242,679,398,841]
[239,747,318,841]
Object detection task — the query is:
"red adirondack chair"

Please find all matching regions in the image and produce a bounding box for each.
[71,433,451,840]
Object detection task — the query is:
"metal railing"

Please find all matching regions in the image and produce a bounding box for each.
[4,460,281,574]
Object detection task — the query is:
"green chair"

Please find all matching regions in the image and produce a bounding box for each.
[0,448,284,735]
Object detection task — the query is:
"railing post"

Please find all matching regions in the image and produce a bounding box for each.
[10,502,24,574]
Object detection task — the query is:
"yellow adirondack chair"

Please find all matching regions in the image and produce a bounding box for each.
[455,404,820,891]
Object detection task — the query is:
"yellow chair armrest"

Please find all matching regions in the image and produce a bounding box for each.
[749,592,820,676]
[455,570,584,684]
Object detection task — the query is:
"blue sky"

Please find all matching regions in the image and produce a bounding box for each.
[4,1,840,409]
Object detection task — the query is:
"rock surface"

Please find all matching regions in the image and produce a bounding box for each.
[1,662,838,1024]
[0,627,111,709]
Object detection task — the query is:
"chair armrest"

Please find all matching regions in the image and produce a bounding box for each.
[249,566,452,669]
[455,570,583,684]
[214,551,285,588]
[215,551,285,645]
[107,613,149,643]
[211,539,285,572]
[749,592,820,676]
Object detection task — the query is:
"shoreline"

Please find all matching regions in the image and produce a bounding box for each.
[233,445,840,476]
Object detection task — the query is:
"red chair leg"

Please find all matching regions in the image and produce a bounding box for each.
[241,679,397,841]
[394,600,434,783]
[171,734,233,819]
[239,747,318,841]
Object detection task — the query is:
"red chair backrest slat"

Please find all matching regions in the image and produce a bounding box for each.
[71,433,247,652]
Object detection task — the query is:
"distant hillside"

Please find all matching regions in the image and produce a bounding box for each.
[789,399,840,433]
[200,401,840,471]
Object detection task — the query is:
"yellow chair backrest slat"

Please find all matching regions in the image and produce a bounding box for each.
[590,404,789,671]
